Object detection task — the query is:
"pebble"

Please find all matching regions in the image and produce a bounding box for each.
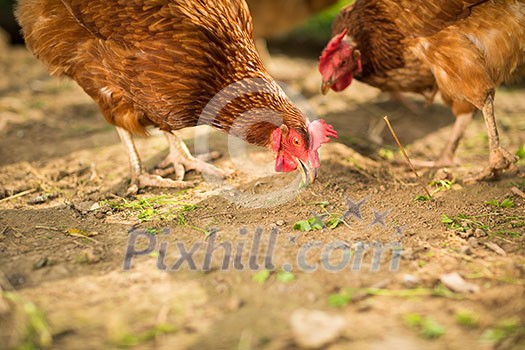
[290,309,346,349]
[474,228,487,238]
[460,245,472,255]
[440,272,480,293]
[33,257,48,270]
[468,237,478,248]
[276,220,285,227]
[401,274,420,288]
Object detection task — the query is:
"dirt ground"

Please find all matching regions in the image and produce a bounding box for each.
[1,38,524,350]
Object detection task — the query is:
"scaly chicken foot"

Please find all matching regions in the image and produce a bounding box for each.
[154,131,225,181]
[116,127,196,194]
[466,94,518,181]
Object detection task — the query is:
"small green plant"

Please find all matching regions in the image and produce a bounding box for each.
[3,291,53,349]
[455,310,480,328]
[378,148,395,160]
[482,317,524,344]
[328,291,352,308]
[429,179,454,191]
[293,217,325,232]
[403,313,446,339]
[485,198,514,208]
[252,270,271,284]
[293,202,350,231]
[415,179,455,201]
[276,271,296,283]
[113,323,177,347]
[415,195,431,202]
[516,144,525,160]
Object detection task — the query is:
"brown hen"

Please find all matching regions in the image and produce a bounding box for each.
[319,0,525,180]
[16,0,336,192]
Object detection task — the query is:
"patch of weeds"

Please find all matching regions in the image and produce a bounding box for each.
[328,285,459,308]
[442,213,488,234]
[485,198,514,208]
[113,323,177,348]
[482,316,524,345]
[455,310,480,328]
[443,201,524,238]
[102,195,202,229]
[404,313,445,339]
[3,291,53,349]
[252,270,271,284]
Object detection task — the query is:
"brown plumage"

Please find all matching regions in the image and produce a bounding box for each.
[16,0,336,190]
[320,0,525,180]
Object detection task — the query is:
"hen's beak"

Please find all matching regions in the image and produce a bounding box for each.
[297,159,317,187]
[321,80,333,95]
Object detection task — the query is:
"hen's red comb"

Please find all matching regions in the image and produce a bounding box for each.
[319,29,348,72]
[308,119,338,168]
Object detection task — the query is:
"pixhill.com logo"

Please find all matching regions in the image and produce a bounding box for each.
[123,197,405,273]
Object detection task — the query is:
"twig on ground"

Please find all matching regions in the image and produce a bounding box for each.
[511,186,525,200]
[35,226,63,232]
[0,189,37,204]
[383,116,432,198]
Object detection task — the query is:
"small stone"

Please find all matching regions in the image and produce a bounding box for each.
[474,228,487,238]
[460,245,472,255]
[75,201,97,214]
[485,242,506,256]
[33,257,48,270]
[401,274,420,288]
[77,248,101,264]
[94,211,106,220]
[276,220,285,227]
[459,229,473,239]
[290,309,346,349]
[440,272,480,293]
[467,237,478,248]
[89,202,101,211]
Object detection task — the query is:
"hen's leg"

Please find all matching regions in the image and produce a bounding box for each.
[411,112,473,168]
[154,131,225,180]
[116,127,195,193]
[468,94,518,181]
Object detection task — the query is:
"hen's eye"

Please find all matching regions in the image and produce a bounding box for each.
[292,137,301,146]
[341,60,348,66]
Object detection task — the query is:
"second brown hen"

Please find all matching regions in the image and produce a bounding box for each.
[320,0,525,180]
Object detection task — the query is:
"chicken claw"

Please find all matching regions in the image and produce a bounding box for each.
[155,132,225,181]
[116,127,198,194]
[466,147,518,182]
